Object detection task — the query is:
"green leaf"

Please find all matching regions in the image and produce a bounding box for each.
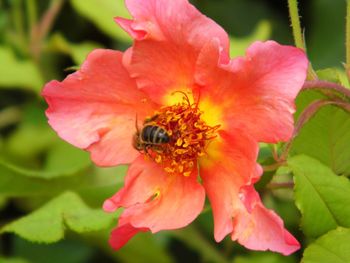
[5,123,57,161]
[302,228,350,263]
[0,157,85,180]
[43,141,91,174]
[288,155,350,238]
[291,90,350,176]
[0,46,43,92]
[3,103,56,165]
[230,20,271,57]
[0,157,125,197]
[1,192,118,243]
[70,0,131,42]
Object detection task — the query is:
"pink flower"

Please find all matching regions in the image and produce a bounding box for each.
[42,0,308,255]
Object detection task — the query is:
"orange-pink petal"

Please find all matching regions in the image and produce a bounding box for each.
[108,223,147,250]
[118,0,229,104]
[200,130,299,254]
[232,186,300,255]
[196,40,308,143]
[42,49,157,166]
[104,156,205,249]
[200,130,260,241]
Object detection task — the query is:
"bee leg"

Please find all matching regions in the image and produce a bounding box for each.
[143,145,153,159]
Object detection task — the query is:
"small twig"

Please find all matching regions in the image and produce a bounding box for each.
[271,144,279,162]
[302,80,350,99]
[262,161,286,172]
[30,0,65,61]
[346,0,350,80]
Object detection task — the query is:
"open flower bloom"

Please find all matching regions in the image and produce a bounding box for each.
[42,0,308,255]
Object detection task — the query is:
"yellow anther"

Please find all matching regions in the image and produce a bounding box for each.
[182,140,189,148]
[155,155,162,163]
[176,138,183,146]
[165,167,175,173]
[194,122,201,128]
[178,165,184,173]
[175,149,187,154]
[183,171,191,177]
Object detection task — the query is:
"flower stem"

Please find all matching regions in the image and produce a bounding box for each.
[262,161,286,172]
[346,0,350,80]
[287,0,304,50]
[287,0,317,80]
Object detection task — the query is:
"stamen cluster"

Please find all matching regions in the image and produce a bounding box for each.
[146,97,219,176]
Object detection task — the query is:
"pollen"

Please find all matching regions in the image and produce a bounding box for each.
[143,92,220,176]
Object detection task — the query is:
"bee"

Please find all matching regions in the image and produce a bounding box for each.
[133,115,170,153]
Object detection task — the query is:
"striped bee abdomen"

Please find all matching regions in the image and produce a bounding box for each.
[141,125,170,144]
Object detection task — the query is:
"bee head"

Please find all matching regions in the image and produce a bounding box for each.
[132,133,144,151]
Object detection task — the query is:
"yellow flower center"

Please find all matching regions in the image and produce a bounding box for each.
[134,92,220,176]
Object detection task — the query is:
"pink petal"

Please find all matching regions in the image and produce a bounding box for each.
[109,223,147,250]
[232,186,300,255]
[104,156,205,249]
[117,0,229,104]
[196,40,308,143]
[200,131,299,255]
[200,130,260,242]
[42,49,157,166]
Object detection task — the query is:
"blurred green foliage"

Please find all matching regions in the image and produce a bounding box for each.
[0,0,349,263]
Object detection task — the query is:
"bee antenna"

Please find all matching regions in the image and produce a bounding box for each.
[191,88,201,110]
[135,114,140,133]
